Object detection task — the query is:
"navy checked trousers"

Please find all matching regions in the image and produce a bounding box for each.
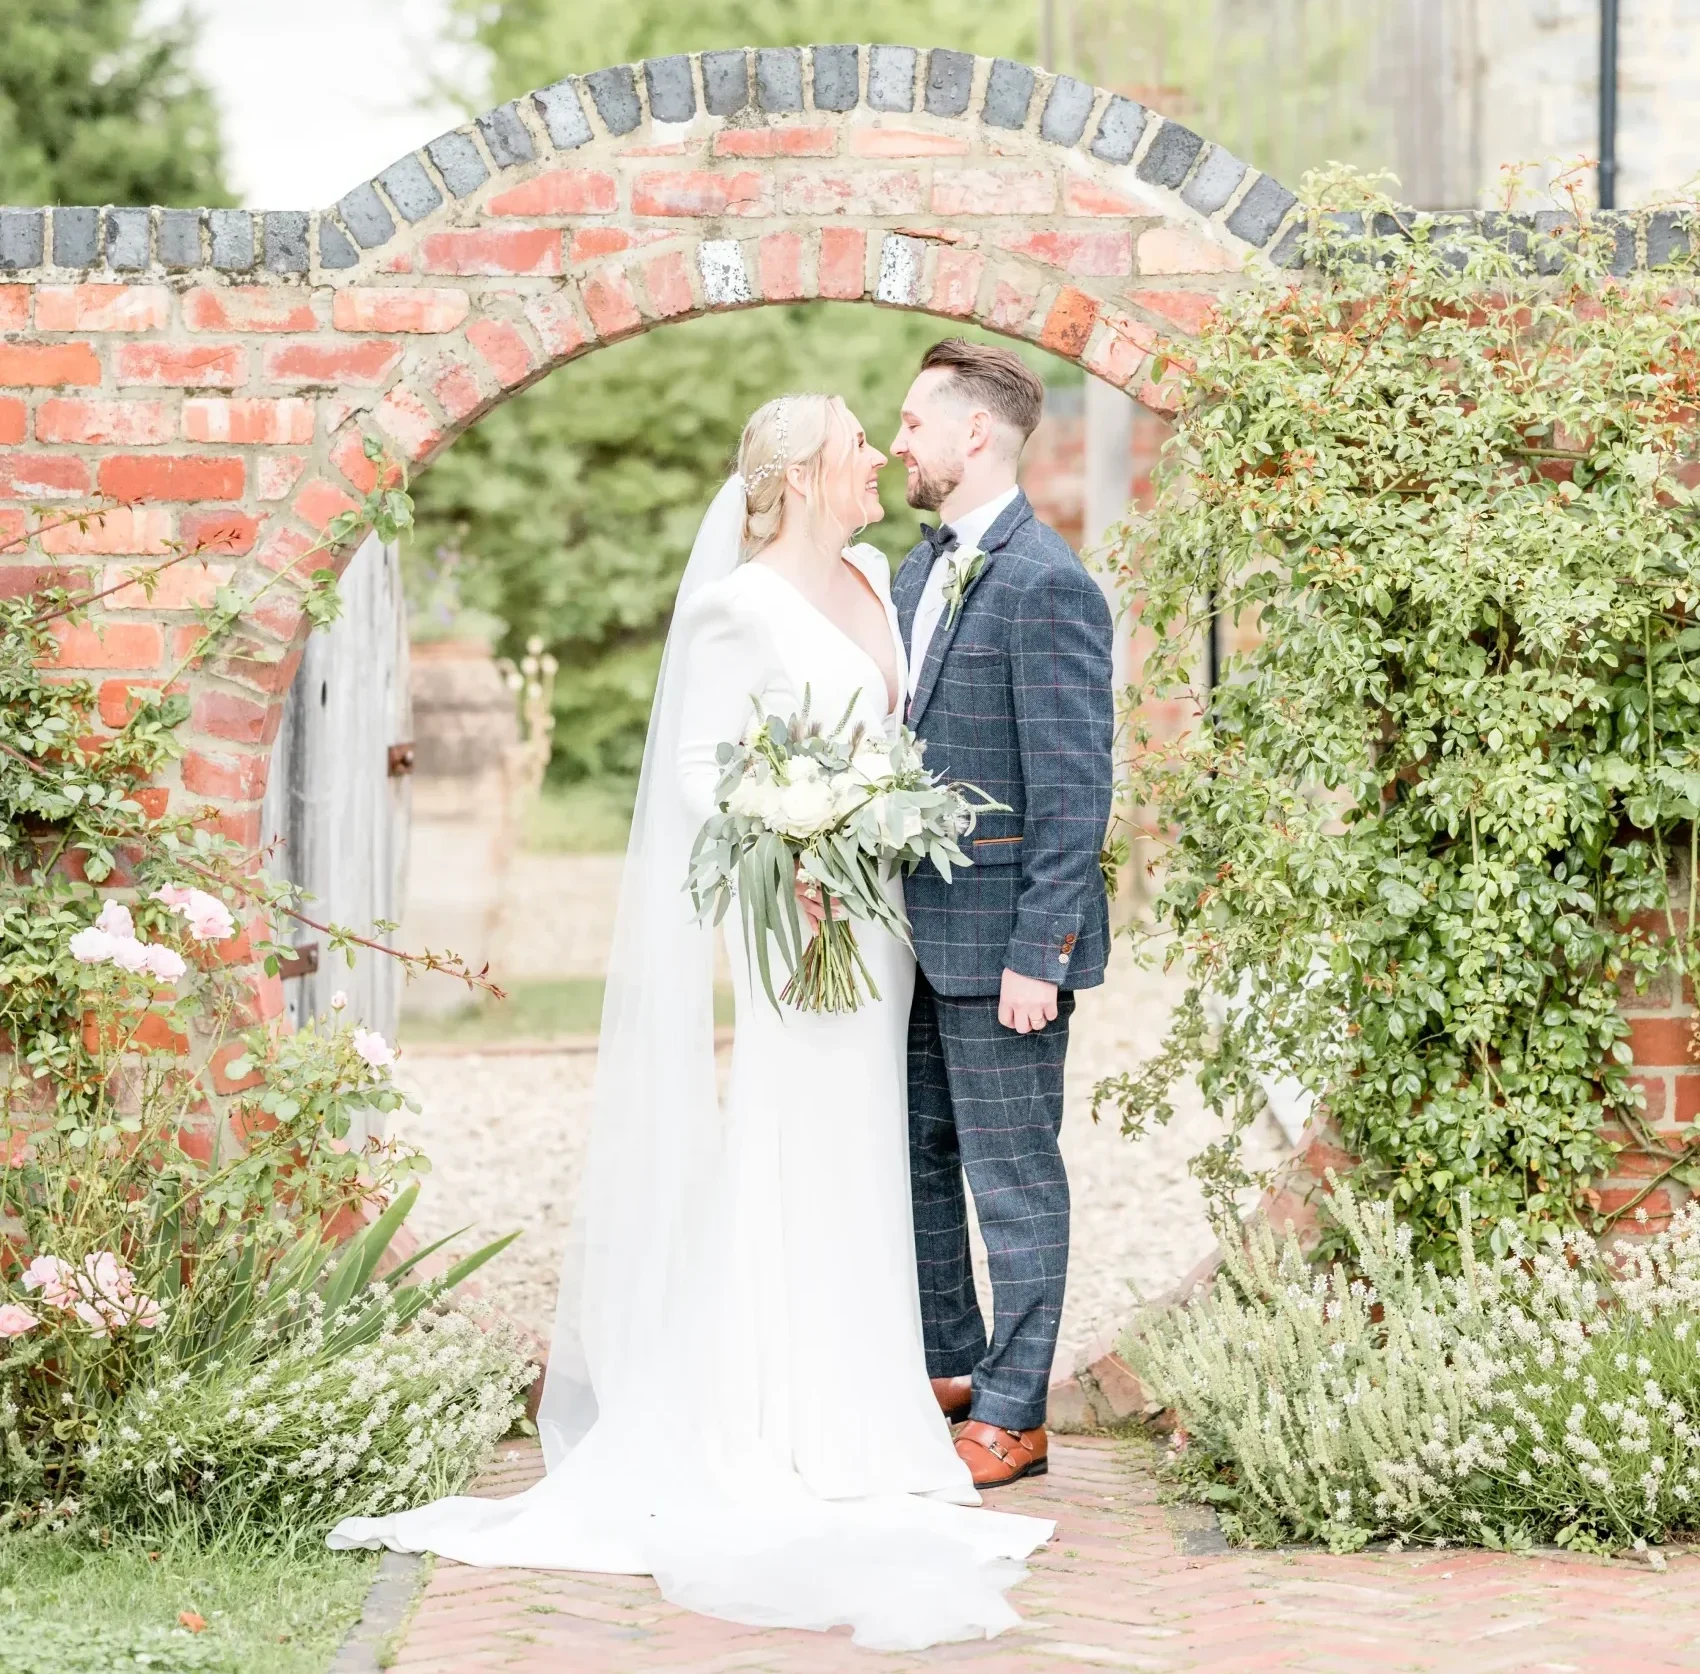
[907,968,1073,1433]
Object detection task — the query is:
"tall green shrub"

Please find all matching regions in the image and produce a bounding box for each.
[0,0,230,207]
[1101,177,1700,1262]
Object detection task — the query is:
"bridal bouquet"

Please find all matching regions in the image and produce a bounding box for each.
[688,694,1004,1014]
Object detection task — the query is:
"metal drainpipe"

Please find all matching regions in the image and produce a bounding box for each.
[1599,0,1620,209]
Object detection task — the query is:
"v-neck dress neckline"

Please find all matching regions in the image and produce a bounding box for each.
[745,551,905,722]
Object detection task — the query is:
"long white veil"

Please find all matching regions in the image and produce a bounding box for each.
[538,474,747,1460]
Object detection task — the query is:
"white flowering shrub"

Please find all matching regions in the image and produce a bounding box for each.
[82,1297,531,1538]
[1129,1183,1700,1553]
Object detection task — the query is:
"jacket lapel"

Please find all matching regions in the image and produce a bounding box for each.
[893,542,931,651]
[906,492,1033,728]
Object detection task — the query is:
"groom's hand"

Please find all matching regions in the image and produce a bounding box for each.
[999,969,1058,1034]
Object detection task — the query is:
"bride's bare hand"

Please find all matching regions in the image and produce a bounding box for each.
[795,871,827,929]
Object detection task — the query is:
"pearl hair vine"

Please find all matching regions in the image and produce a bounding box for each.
[744,398,792,491]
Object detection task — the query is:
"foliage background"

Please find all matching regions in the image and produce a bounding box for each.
[413,0,1064,786]
[0,0,230,206]
[1100,185,1700,1263]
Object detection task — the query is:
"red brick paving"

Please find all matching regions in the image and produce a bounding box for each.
[389,1438,1700,1672]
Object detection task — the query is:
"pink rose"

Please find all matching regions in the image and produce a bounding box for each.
[69,927,117,964]
[143,945,187,984]
[73,1300,111,1337]
[21,1256,73,1309]
[152,884,195,910]
[351,1028,396,1071]
[0,1303,38,1338]
[94,902,135,940]
[180,890,234,943]
[107,937,152,974]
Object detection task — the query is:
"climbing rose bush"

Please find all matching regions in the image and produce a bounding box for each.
[1102,173,1700,1261]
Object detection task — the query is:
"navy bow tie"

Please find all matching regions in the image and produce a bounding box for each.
[919,522,959,559]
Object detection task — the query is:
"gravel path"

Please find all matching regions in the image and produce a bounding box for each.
[392,948,1289,1370]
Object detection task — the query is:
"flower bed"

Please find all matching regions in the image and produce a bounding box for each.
[0,460,531,1542]
[1130,1183,1700,1555]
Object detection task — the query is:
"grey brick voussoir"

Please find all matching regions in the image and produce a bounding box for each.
[209,209,254,272]
[105,208,150,271]
[0,209,43,272]
[868,45,917,112]
[379,154,443,223]
[157,208,202,270]
[924,48,973,117]
[1041,76,1094,146]
[1647,209,1692,268]
[427,130,490,196]
[757,47,804,113]
[264,211,310,274]
[644,56,695,123]
[1089,95,1147,165]
[1180,144,1246,216]
[1600,212,1637,276]
[532,80,593,151]
[52,206,98,269]
[338,183,395,250]
[586,66,641,136]
[982,59,1034,130]
[702,50,749,116]
[477,102,534,168]
[1137,120,1205,189]
[1226,174,1297,246]
[318,217,360,271]
[812,45,859,112]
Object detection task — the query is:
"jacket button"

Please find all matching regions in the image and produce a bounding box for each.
[1057,953,1070,967]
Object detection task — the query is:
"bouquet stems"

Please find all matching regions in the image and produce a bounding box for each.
[780,899,881,1014]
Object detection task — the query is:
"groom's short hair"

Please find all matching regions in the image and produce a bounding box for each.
[920,339,1045,445]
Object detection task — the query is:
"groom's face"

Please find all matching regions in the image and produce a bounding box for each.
[891,370,970,514]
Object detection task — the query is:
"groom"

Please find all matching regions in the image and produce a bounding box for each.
[891,341,1116,1490]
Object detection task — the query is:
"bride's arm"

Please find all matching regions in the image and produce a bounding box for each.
[674,586,782,825]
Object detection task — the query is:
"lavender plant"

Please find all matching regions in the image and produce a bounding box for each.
[1132,1184,1700,1554]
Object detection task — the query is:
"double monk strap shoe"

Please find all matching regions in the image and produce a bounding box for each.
[955,1420,1048,1488]
[931,1375,973,1424]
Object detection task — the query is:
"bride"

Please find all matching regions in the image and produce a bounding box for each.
[329,394,1053,1649]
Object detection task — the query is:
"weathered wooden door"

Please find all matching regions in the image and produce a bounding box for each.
[259,533,411,1042]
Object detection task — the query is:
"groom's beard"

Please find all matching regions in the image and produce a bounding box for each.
[904,457,962,513]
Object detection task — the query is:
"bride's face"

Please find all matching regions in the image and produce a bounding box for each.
[818,412,887,535]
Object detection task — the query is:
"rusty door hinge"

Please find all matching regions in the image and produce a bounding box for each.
[276,942,320,980]
[388,741,416,777]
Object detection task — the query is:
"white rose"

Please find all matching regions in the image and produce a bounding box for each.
[727,774,767,818]
[830,771,866,816]
[776,776,837,837]
[752,778,786,826]
[870,795,924,848]
[851,738,893,784]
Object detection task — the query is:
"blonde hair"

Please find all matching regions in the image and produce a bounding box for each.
[738,393,856,556]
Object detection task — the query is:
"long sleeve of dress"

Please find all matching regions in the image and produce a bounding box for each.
[674,583,787,828]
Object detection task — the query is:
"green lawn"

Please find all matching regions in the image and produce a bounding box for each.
[401,976,734,1046]
[522,781,633,855]
[0,1528,382,1674]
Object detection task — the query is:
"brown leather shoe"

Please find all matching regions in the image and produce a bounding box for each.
[931,1375,973,1424]
[955,1421,1048,1488]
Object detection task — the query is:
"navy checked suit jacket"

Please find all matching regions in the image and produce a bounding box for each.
[895,490,1115,997]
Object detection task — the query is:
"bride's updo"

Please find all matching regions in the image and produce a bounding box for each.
[738,393,854,556]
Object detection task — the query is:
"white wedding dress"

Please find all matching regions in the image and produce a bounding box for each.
[329,479,1052,1650]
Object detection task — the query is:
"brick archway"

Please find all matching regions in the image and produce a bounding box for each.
[0,44,1309,858]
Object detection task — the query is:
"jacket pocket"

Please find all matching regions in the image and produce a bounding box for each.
[967,832,1023,868]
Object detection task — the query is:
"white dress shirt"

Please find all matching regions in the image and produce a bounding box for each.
[906,484,1020,700]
